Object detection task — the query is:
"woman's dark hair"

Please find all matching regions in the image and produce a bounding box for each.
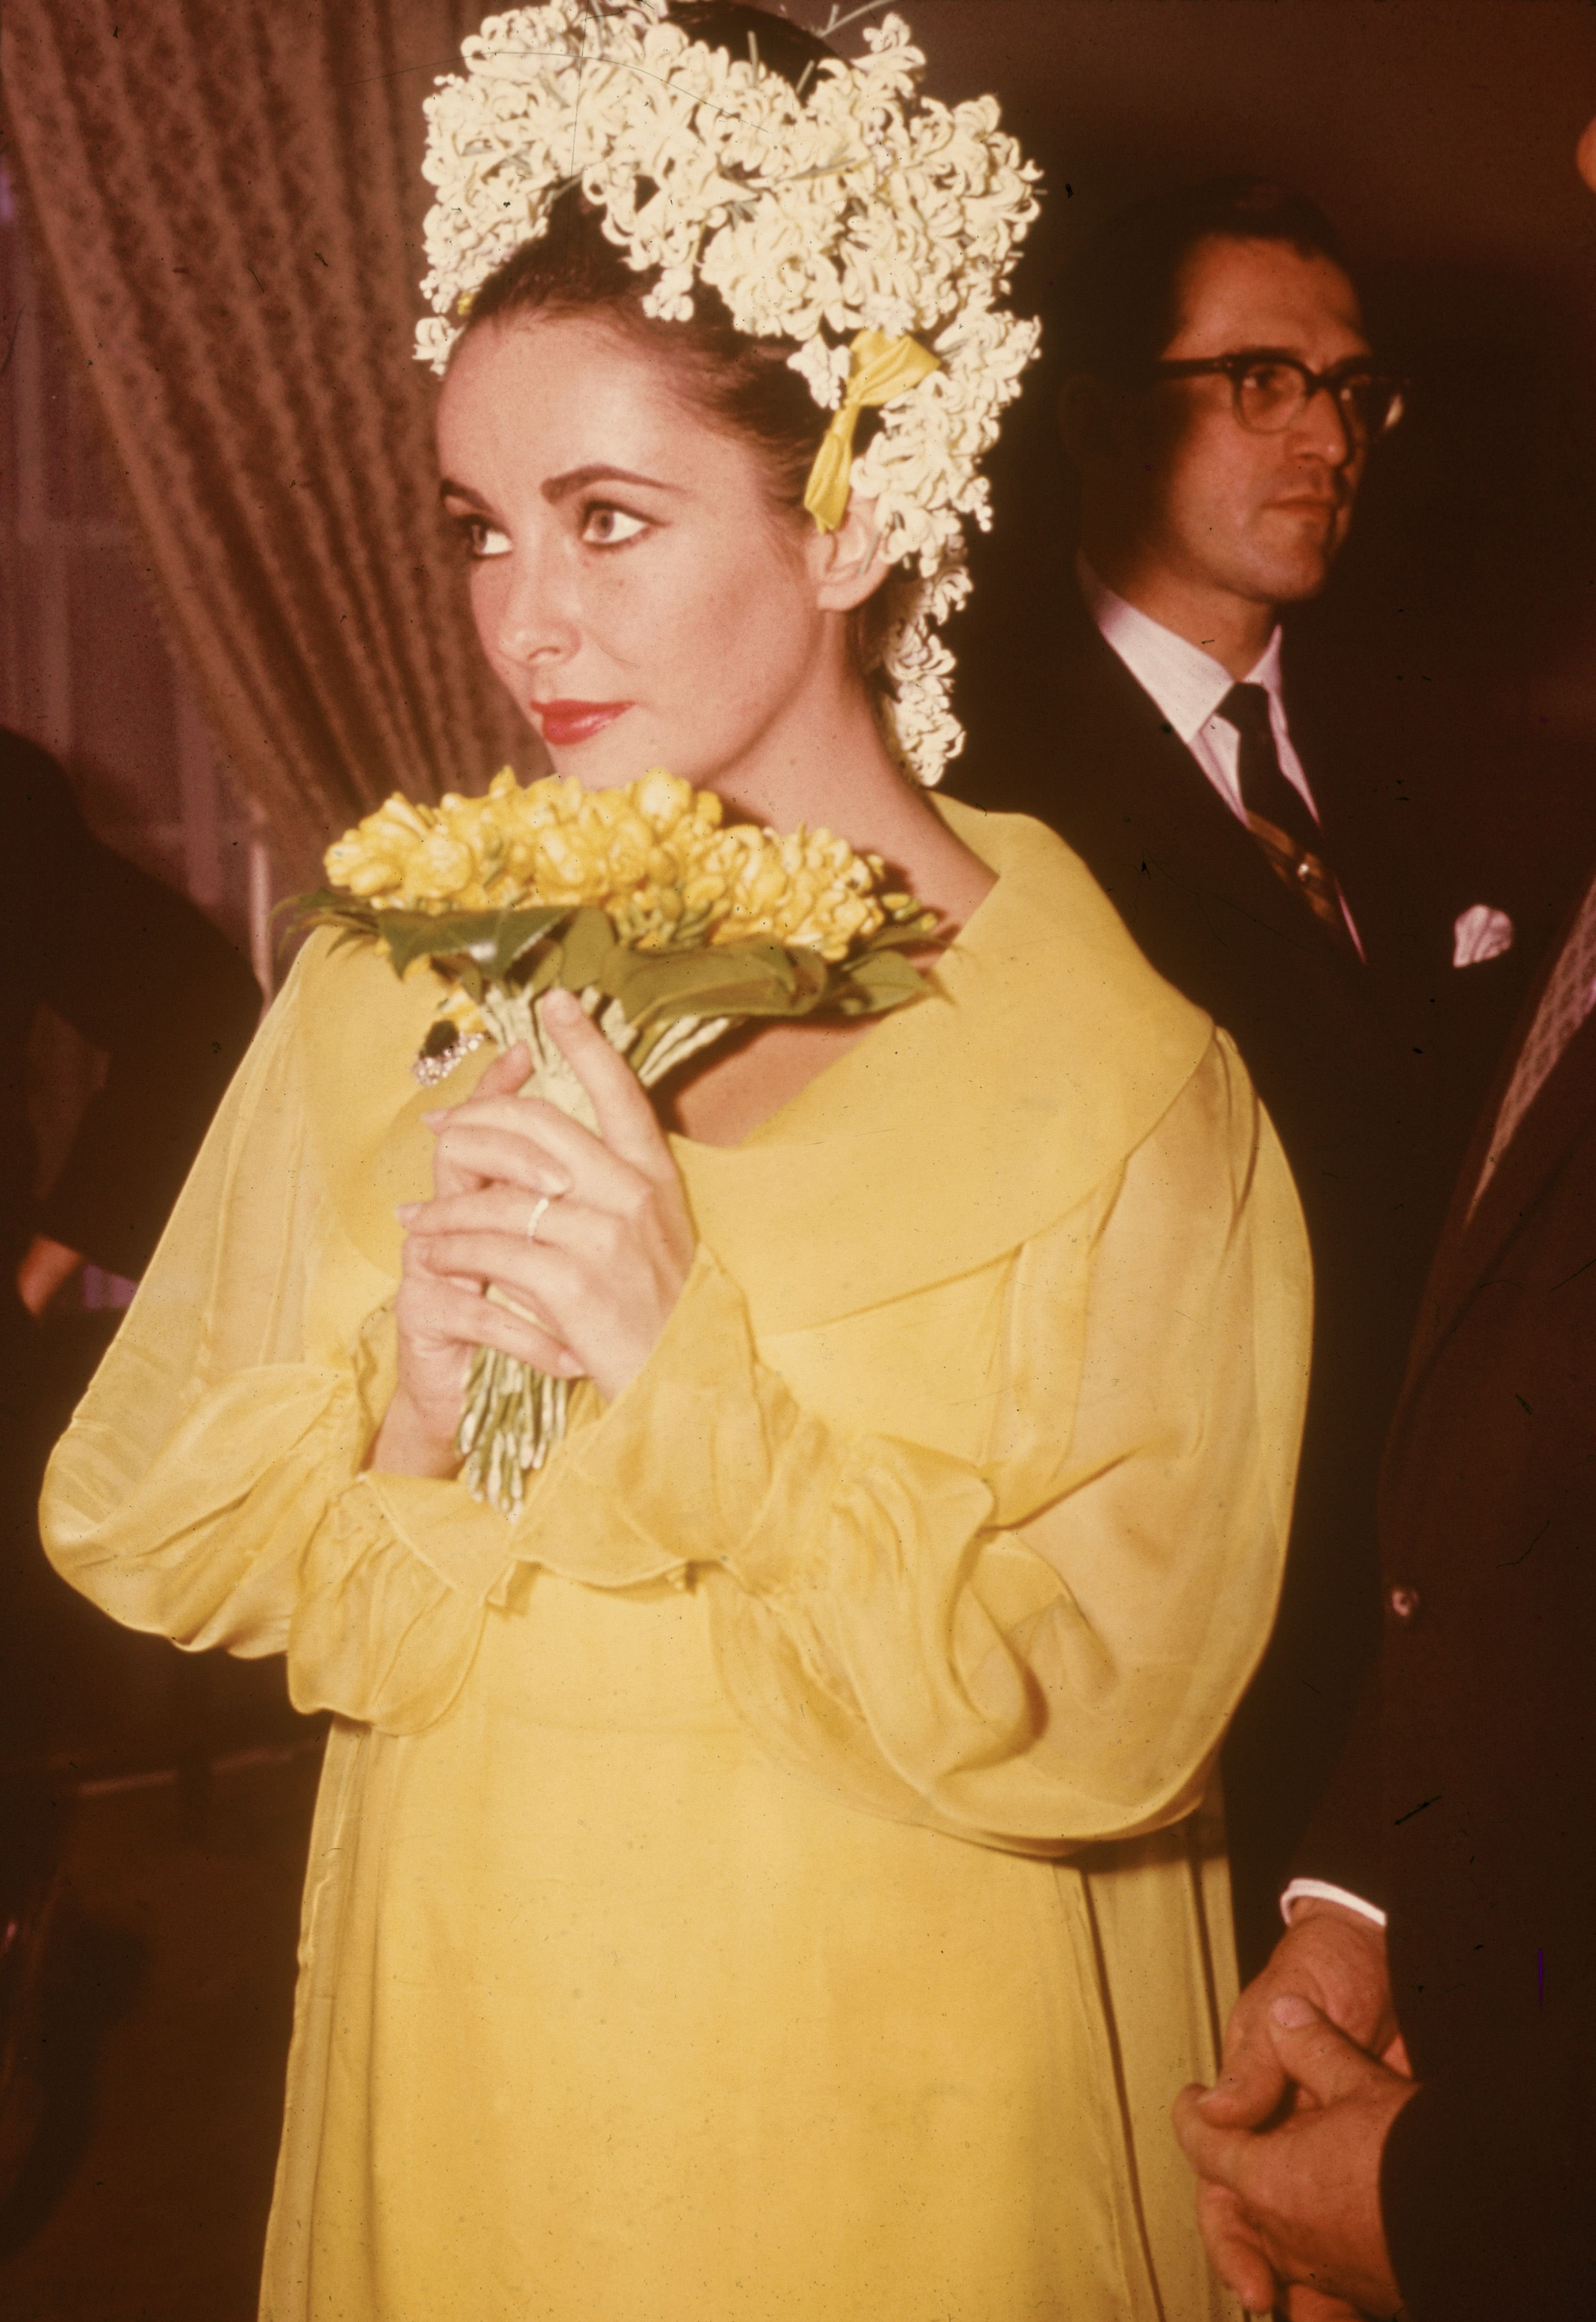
[1059,177,1349,387]
[459,3,897,678]
[461,3,846,518]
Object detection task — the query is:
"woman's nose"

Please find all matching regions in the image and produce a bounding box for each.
[485,543,578,669]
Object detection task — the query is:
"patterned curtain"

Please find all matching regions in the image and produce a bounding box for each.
[0,0,534,875]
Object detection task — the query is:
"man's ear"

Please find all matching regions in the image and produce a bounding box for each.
[1059,373,1134,473]
[1578,111,1596,194]
[810,491,893,614]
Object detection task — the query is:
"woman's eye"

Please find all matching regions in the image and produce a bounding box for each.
[464,519,512,560]
[581,505,649,548]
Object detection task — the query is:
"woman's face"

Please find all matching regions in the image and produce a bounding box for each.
[437,313,844,793]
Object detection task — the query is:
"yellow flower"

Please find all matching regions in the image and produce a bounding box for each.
[406,829,480,902]
[324,791,436,897]
[323,767,922,961]
[633,768,690,832]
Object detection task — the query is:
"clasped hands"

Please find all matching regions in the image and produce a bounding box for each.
[371,986,696,1479]
[1173,1901,1419,2321]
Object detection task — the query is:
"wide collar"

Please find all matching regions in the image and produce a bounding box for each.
[299,801,1213,1340]
[673,799,1212,1335]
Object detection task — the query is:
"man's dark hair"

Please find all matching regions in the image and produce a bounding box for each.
[1059,177,1347,386]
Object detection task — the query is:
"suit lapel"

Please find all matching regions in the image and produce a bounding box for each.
[1060,612,1361,972]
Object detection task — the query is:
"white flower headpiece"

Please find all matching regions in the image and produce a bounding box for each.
[417,2,1042,785]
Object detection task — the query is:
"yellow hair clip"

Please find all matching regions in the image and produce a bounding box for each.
[802,329,941,534]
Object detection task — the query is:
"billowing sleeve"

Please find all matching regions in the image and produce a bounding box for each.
[46,970,1307,1846]
[514,1030,1312,1851]
[40,948,513,1734]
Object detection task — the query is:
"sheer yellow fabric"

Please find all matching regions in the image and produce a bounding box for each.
[42,803,1310,2322]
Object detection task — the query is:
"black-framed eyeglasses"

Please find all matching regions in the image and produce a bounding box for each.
[1147,350,1407,444]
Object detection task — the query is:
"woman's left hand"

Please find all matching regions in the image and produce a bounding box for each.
[403,986,697,1404]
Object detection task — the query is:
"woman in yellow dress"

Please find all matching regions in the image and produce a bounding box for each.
[41,7,1310,2316]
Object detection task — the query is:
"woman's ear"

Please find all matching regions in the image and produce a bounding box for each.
[809,491,893,613]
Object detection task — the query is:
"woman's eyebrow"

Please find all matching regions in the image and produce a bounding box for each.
[539,463,684,503]
[437,464,686,510]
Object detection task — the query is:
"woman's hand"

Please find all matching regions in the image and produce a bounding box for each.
[369,988,696,1479]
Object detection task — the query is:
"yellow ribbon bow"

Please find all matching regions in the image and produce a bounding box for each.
[802,328,941,534]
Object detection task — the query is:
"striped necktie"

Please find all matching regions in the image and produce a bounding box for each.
[1472,867,1596,1209]
[1217,683,1354,954]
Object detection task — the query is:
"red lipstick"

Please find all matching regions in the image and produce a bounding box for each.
[531,699,633,748]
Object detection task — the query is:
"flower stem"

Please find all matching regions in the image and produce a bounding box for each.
[454,990,730,1515]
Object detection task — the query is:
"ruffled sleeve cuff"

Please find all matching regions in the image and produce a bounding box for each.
[285,1343,526,1732]
[526,1242,850,1593]
[361,1470,526,1602]
[289,1473,512,1733]
[334,1244,805,1656]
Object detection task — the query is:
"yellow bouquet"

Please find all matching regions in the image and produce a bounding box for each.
[303,767,936,1513]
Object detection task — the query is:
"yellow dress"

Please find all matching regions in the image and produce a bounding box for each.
[42,803,1310,2322]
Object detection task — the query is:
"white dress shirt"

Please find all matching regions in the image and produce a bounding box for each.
[1078,555,1364,955]
[1280,1877,1388,1931]
[1077,554,1323,824]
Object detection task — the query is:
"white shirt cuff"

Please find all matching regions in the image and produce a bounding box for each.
[1280,1877,1388,1930]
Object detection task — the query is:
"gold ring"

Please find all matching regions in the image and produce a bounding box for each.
[525,1194,553,1242]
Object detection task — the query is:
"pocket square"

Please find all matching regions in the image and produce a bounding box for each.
[1453,904,1515,967]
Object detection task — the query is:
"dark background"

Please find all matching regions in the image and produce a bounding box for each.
[795,0,1596,951]
[2,4,1596,2315]
[9,1,1596,969]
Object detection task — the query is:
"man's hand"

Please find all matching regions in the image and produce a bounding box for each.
[1176,1900,1408,2312]
[1201,1900,1405,2133]
[1175,1996,1417,2316]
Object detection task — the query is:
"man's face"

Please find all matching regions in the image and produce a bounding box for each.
[1126,234,1375,612]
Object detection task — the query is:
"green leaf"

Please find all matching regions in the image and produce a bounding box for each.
[717,945,833,1018]
[521,947,563,1001]
[364,904,571,983]
[604,941,810,1028]
[290,889,935,1041]
[292,889,382,941]
[552,906,620,993]
[368,911,456,981]
[831,949,931,1013]
[486,906,574,978]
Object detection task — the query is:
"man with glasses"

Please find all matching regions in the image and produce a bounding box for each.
[1173,117,1596,2318]
[972,177,1521,1981]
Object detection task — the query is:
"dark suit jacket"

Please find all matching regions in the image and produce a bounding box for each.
[0,727,261,1297]
[953,589,1524,1972]
[1298,892,1596,2316]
